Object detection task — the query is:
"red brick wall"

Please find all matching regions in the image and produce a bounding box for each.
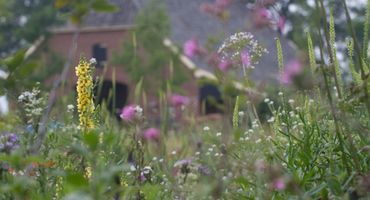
[45,28,201,114]
[47,28,131,85]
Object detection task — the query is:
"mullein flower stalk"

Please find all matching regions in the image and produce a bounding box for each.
[76,57,96,130]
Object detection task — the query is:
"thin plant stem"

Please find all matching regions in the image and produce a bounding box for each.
[30,28,80,155]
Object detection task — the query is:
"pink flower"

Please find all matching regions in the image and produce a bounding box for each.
[241,50,251,67]
[253,7,270,27]
[215,0,232,9]
[218,59,232,72]
[277,16,286,33]
[120,104,142,121]
[184,38,199,58]
[169,94,190,107]
[272,178,286,191]
[143,128,160,141]
[280,59,303,85]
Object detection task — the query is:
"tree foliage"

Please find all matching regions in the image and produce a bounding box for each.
[0,0,61,57]
[114,0,188,92]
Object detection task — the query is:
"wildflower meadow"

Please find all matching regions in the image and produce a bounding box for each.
[0,0,370,199]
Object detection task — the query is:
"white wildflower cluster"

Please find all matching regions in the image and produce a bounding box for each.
[217,32,268,69]
[67,104,74,113]
[18,84,46,124]
[134,105,143,118]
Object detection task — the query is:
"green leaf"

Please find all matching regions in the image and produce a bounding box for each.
[3,49,26,72]
[134,78,143,103]
[66,172,88,188]
[233,128,243,141]
[326,176,342,195]
[0,78,6,95]
[83,131,99,151]
[233,177,255,188]
[306,183,326,196]
[232,96,239,128]
[14,60,39,78]
[91,0,118,13]
[141,184,160,200]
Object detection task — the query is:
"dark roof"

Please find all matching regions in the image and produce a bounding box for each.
[62,0,297,83]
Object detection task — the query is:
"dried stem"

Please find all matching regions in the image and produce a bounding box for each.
[30,28,80,154]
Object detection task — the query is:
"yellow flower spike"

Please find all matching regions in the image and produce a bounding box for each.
[75,57,96,130]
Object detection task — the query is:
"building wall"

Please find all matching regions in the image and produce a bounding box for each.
[45,28,202,116]
[47,28,131,85]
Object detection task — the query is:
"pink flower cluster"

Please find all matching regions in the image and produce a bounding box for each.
[169,94,190,107]
[200,0,232,18]
[143,127,160,141]
[120,104,143,122]
[272,178,286,191]
[277,16,286,33]
[183,38,200,58]
[251,1,286,33]
[280,59,303,85]
[240,50,251,68]
[253,7,271,28]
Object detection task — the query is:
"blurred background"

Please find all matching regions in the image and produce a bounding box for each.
[0,0,367,118]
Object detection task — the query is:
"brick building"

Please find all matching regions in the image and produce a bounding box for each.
[44,0,296,117]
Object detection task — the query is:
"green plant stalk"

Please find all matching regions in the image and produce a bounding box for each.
[232,96,239,128]
[363,0,370,60]
[329,10,343,96]
[318,0,342,99]
[275,38,284,77]
[96,63,109,103]
[315,26,351,175]
[346,38,362,84]
[307,32,316,73]
[341,0,370,116]
[112,67,116,114]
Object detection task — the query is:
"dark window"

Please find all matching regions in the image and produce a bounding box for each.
[94,81,129,119]
[92,44,107,68]
[199,84,223,114]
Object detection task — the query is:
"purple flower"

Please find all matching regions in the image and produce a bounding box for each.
[143,128,160,141]
[0,133,19,153]
[173,159,192,167]
[140,174,146,182]
[120,104,143,122]
[241,50,251,67]
[184,38,199,58]
[280,59,303,85]
[169,94,190,107]
[273,178,286,191]
[198,165,211,176]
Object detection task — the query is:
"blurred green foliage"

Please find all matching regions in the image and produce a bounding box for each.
[0,0,61,58]
[114,0,189,92]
